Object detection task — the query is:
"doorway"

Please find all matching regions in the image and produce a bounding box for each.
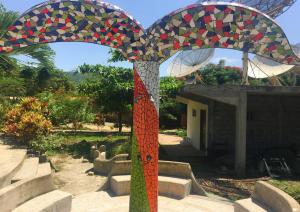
[200,109,207,152]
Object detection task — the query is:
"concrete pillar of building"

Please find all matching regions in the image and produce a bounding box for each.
[235,92,247,177]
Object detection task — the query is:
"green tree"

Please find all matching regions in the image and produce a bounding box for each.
[0,4,55,73]
[78,64,133,133]
[0,77,25,96]
[40,92,94,133]
[19,66,74,95]
[200,63,242,85]
[159,77,184,129]
[108,49,127,63]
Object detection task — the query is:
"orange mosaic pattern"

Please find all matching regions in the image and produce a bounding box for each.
[133,67,159,212]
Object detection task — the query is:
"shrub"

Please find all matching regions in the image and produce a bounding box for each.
[0,97,13,129]
[30,134,65,154]
[3,97,52,144]
[38,92,94,133]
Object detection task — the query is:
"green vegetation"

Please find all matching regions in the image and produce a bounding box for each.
[78,64,133,132]
[269,179,300,203]
[175,129,187,138]
[187,59,300,86]
[38,92,94,133]
[159,77,184,129]
[31,132,130,159]
[3,97,52,144]
[0,4,55,73]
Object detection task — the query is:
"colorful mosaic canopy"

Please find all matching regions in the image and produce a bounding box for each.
[196,0,297,18]
[1,1,300,66]
[146,2,300,65]
[0,0,146,61]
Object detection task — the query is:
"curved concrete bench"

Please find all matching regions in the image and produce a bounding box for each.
[235,181,300,212]
[12,190,72,212]
[11,157,39,183]
[100,159,206,196]
[0,163,55,212]
[0,148,27,189]
[111,175,192,199]
[94,154,129,175]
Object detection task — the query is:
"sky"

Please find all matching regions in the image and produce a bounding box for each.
[2,0,300,76]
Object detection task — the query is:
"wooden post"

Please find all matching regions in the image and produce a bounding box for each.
[235,92,247,177]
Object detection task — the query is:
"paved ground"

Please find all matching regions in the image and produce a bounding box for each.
[50,155,107,196]
[55,123,131,133]
[71,191,234,212]
[159,134,205,158]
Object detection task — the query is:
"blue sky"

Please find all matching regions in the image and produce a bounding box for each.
[2,0,300,76]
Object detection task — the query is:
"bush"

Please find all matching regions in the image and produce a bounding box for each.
[3,97,52,143]
[38,92,94,133]
[0,97,13,129]
[30,134,65,154]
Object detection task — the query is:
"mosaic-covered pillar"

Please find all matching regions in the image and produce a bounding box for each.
[130,61,160,212]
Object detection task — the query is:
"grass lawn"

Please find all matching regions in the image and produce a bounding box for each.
[31,132,131,159]
[268,179,300,203]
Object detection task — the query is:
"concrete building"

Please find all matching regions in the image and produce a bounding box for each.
[177,85,300,176]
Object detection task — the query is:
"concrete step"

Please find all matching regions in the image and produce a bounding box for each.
[12,190,72,212]
[110,175,192,199]
[0,147,27,189]
[72,191,235,212]
[37,163,52,177]
[0,162,55,212]
[72,191,114,212]
[158,176,192,199]
[11,158,39,183]
[234,198,273,212]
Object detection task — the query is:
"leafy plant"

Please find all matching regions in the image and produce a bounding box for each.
[159,77,184,129]
[3,97,52,143]
[43,93,94,133]
[0,4,55,73]
[78,64,133,132]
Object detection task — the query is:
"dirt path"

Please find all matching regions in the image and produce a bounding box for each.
[49,155,107,196]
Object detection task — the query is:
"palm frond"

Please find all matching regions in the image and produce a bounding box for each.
[0,3,55,72]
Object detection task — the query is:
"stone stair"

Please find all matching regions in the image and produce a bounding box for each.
[71,191,235,212]
[234,181,300,212]
[235,198,273,212]
[0,145,27,189]
[110,175,192,199]
[12,190,72,212]
[0,143,72,212]
[11,157,39,183]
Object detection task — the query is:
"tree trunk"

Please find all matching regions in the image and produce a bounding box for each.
[117,112,122,133]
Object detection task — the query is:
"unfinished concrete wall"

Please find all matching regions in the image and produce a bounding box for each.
[209,95,300,157]
[210,101,235,155]
[247,95,300,154]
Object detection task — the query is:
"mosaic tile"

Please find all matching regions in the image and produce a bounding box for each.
[1,2,300,212]
[132,65,159,212]
[0,0,146,61]
[145,2,300,65]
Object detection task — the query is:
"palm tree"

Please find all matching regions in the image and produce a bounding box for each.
[0,4,55,73]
